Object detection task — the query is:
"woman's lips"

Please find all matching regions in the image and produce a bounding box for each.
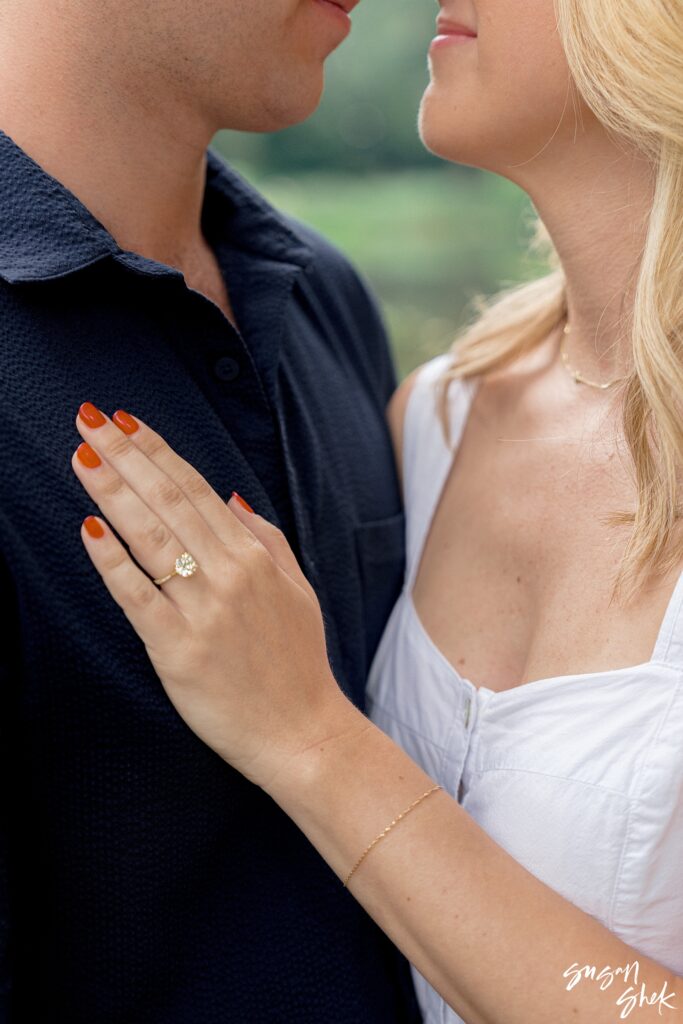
[431,20,478,51]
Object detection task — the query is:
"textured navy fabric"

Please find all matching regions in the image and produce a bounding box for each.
[0,128,420,1023]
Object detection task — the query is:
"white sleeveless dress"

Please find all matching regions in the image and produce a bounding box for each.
[366,354,683,1024]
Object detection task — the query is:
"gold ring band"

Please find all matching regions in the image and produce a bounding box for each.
[153,551,199,587]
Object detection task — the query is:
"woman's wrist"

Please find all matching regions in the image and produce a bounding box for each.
[263,689,439,886]
[262,687,371,805]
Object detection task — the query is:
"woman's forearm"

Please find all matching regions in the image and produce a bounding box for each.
[266,697,681,1024]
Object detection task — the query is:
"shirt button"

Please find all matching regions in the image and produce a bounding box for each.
[213,356,241,382]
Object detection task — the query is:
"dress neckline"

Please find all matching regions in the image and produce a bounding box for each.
[406,579,683,704]
[404,358,683,701]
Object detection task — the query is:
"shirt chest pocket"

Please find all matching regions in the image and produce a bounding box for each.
[354,511,406,674]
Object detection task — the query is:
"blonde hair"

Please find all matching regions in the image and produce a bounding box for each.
[439,0,683,602]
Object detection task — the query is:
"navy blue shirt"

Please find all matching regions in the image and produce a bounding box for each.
[0,128,419,1023]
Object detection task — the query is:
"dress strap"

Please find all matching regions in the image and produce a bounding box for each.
[402,353,478,589]
[651,569,683,669]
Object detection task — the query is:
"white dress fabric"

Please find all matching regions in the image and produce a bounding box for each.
[366,354,683,1024]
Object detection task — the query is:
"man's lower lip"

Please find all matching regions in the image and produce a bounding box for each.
[430,33,477,51]
[313,0,351,24]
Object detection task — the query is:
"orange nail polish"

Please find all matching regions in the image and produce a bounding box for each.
[232,491,254,514]
[79,402,106,428]
[77,442,102,468]
[84,516,105,539]
[112,410,139,435]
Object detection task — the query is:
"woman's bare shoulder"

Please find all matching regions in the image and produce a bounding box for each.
[386,368,423,493]
[387,359,453,490]
[387,351,467,452]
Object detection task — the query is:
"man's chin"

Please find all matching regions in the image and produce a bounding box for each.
[275,82,326,131]
[219,75,325,134]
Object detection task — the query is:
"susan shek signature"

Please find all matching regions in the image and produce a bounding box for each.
[564,961,678,1018]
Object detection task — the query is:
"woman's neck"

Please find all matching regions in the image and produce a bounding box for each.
[519,133,654,382]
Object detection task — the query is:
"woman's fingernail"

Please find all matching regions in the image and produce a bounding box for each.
[112,410,139,435]
[79,402,106,429]
[77,442,102,468]
[84,516,105,539]
[231,491,254,514]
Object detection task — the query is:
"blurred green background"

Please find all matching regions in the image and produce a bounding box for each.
[212,0,548,378]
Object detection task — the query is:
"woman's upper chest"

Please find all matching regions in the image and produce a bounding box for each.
[410,369,683,692]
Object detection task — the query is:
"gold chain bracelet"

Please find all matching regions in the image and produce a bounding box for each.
[343,784,443,888]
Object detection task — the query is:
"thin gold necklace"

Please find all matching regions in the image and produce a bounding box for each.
[559,321,623,391]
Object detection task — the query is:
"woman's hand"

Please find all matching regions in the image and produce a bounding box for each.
[71,403,360,791]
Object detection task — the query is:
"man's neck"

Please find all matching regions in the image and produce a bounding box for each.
[0,3,217,272]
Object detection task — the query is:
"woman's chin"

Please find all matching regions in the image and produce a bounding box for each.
[418,96,476,167]
[418,92,519,177]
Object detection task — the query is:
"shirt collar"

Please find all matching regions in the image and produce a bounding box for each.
[0,127,312,285]
[203,147,312,271]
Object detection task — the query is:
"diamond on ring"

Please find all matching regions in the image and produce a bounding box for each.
[153,551,200,586]
[175,552,198,577]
